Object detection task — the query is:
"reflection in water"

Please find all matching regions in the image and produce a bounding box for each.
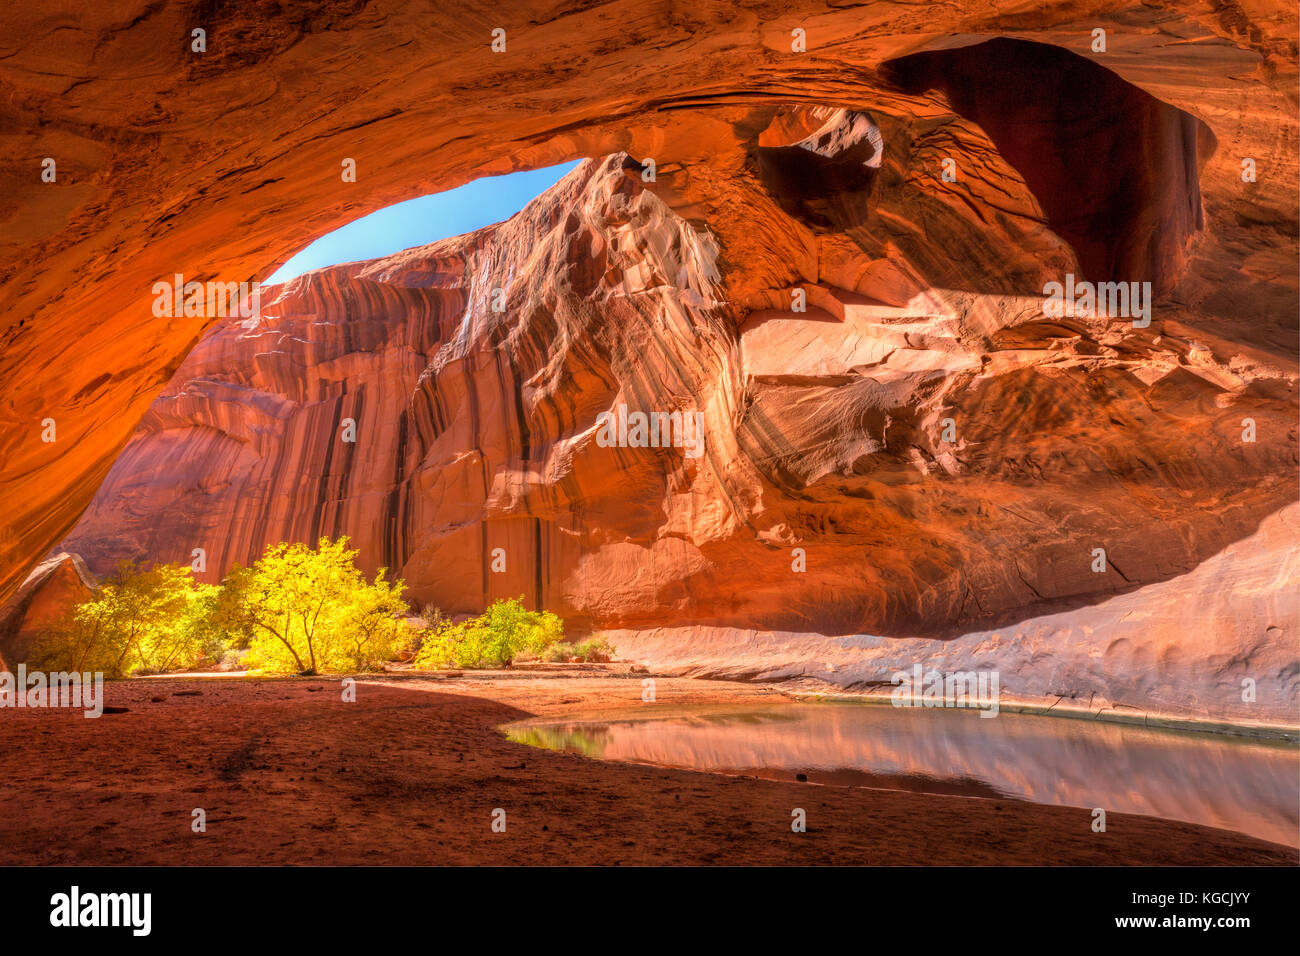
[509,705,1300,847]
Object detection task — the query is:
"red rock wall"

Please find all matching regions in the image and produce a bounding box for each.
[52,133,1297,647]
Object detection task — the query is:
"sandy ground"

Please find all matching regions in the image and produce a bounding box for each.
[0,666,1294,866]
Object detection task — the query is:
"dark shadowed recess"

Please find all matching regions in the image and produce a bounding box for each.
[755,110,883,232]
[884,37,1216,292]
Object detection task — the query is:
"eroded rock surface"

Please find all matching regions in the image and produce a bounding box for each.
[610,504,1300,725]
[0,553,94,670]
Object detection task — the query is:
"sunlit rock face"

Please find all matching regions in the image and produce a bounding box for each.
[56,155,736,624]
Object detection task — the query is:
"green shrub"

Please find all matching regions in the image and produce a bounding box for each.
[540,641,575,663]
[573,636,614,662]
[540,636,615,663]
[413,597,563,669]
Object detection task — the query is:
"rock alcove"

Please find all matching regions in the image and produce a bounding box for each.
[1,8,1295,722]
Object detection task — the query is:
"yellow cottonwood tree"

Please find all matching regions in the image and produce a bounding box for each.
[34,562,221,677]
[215,536,411,674]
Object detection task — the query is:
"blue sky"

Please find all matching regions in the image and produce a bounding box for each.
[265,161,581,285]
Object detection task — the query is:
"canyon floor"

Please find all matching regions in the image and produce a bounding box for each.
[0,668,1293,866]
